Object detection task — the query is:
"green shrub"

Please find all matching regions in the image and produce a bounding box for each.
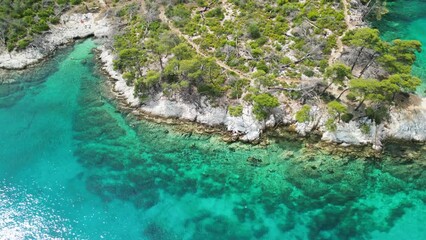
[307,10,319,21]
[70,0,82,5]
[365,106,388,124]
[325,118,337,132]
[205,7,224,20]
[49,16,60,24]
[251,48,263,58]
[248,23,261,39]
[256,61,269,73]
[318,59,329,72]
[253,93,279,107]
[7,43,15,52]
[229,78,249,99]
[252,93,280,120]
[228,105,244,117]
[34,19,50,32]
[295,105,311,123]
[16,38,32,50]
[303,68,315,77]
[122,72,135,83]
[327,100,347,118]
[70,0,81,5]
[256,36,268,46]
[197,83,225,97]
[167,4,191,27]
[341,113,354,123]
[324,34,337,54]
[145,70,161,87]
[360,123,370,135]
[346,92,357,102]
[274,43,282,51]
[280,57,292,65]
[243,93,253,102]
[23,16,34,24]
[23,8,34,16]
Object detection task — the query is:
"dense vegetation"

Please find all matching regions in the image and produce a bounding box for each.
[0,0,84,51]
[112,0,347,118]
[113,7,232,102]
[163,0,344,79]
[111,0,422,127]
[302,25,421,129]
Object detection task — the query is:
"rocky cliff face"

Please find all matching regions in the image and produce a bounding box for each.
[320,96,426,149]
[386,97,426,141]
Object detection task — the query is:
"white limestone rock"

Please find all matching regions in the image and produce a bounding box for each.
[385,98,426,141]
[321,120,378,145]
[0,12,110,69]
[295,105,325,136]
[98,46,140,107]
[226,106,264,141]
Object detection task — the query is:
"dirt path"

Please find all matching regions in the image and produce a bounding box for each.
[140,0,147,14]
[158,5,300,84]
[221,0,234,25]
[159,6,253,80]
[328,0,355,65]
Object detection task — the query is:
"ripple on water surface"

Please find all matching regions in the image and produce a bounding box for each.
[0,181,75,239]
[0,40,425,239]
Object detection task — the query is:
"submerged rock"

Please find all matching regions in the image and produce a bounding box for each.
[246,156,263,166]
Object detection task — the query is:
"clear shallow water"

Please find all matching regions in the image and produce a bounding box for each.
[0,40,425,239]
[373,0,426,95]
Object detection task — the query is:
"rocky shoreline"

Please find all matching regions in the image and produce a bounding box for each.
[98,45,269,142]
[2,2,426,151]
[0,11,111,70]
[98,42,426,151]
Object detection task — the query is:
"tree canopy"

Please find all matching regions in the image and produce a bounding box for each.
[0,0,83,51]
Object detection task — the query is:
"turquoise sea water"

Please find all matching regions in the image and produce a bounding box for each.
[0,40,425,239]
[373,0,426,95]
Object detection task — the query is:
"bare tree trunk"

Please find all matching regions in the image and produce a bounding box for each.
[294,53,312,65]
[158,55,164,72]
[392,92,397,101]
[358,52,377,78]
[351,46,365,72]
[235,34,240,58]
[362,0,376,20]
[337,88,349,100]
[136,62,143,78]
[321,82,333,95]
[355,97,365,111]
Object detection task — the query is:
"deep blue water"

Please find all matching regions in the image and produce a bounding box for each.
[0,40,425,239]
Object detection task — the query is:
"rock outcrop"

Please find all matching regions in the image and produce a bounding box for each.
[0,12,111,69]
[386,97,426,141]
